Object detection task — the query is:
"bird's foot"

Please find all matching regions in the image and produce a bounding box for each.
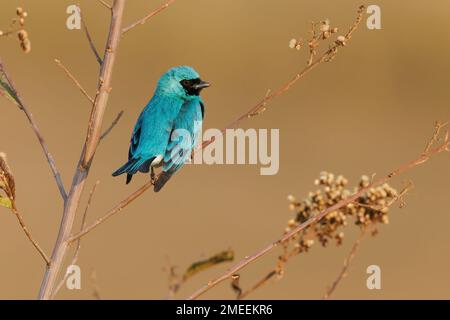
[150,168,156,185]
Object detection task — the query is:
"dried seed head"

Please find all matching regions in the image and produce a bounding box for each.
[20,38,31,53]
[17,30,28,41]
[320,24,330,32]
[287,172,399,254]
[336,35,347,46]
[16,7,23,16]
[322,31,331,39]
[289,38,297,49]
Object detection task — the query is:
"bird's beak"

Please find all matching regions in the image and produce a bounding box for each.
[193,80,210,90]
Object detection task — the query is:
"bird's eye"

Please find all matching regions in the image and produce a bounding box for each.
[180,79,191,87]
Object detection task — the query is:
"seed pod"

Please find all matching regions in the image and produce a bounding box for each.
[20,38,31,53]
[288,38,297,49]
[16,7,23,16]
[320,24,330,32]
[18,29,28,41]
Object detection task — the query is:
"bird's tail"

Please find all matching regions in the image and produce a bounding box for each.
[112,157,150,184]
[154,171,173,192]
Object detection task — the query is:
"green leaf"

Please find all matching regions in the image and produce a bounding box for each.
[0,196,12,209]
[0,78,20,105]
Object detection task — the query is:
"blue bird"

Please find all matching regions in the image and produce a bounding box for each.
[112,66,209,192]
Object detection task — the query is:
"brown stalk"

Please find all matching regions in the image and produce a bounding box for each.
[11,204,51,266]
[97,0,112,10]
[51,181,99,299]
[0,59,67,200]
[38,0,126,300]
[78,6,103,65]
[322,229,366,299]
[122,0,176,34]
[54,59,94,104]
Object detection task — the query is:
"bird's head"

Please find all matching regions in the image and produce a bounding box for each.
[156,66,210,100]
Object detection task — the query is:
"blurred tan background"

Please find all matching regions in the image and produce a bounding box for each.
[0,0,449,299]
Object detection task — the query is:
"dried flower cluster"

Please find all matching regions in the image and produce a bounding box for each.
[285,172,399,253]
[0,7,31,53]
[288,5,365,67]
[0,152,15,209]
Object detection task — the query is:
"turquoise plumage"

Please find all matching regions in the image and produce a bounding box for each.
[112,66,209,191]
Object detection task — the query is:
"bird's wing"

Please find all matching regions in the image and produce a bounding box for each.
[128,116,142,160]
[163,98,203,173]
[130,95,185,161]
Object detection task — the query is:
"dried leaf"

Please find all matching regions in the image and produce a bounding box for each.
[0,196,12,209]
[183,249,234,281]
[231,274,242,298]
[0,153,15,199]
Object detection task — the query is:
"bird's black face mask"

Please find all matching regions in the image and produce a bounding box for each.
[180,78,210,96]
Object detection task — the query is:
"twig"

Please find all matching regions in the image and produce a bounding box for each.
[122,0,176,34]
[54,59,94,104]
[0,153,50,265]
[188,125,450,299]
[100,110,124,140]
[238,270,277,300]
[11,205,51,266]
[68,180,153,242]
[51,181,99,299]
[322,229,366,299]
[38,0,126,300]
[0,59,67,200]
[90,269,102,299]
[78,7,103,65]
[98,0,112,10]
[231,274,242,298]
[69,5,367,242]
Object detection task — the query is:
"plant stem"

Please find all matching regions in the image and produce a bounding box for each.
[37,0,126,300]
[11,205,50,266]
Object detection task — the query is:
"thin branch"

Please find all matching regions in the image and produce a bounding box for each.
[51,181,99,299]
[90,269,102,299]
[54,59,94,104]
[78,7,103,65]
[238,270,277,300]
[38,0,126,300]
[98,0,112,10]
[68,179,153,242]
[0,59,67,200]
[122,0,176,34]
[322,229,366,299]
[100,110,124,140]
[188,127,450,299]
[11,205,51,266]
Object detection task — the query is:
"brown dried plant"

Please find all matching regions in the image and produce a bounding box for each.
[188,121,448,300]
[0,153,50,265]
[0,7,31,53]
[232,172,410,299]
